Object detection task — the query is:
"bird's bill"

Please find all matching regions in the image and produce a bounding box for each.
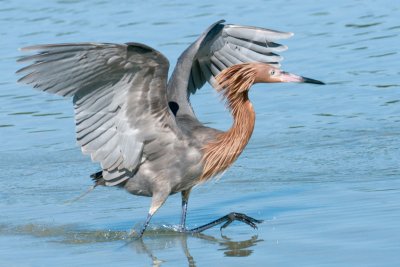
[280,71,325,85]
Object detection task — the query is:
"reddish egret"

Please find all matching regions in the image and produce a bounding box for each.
[17,20,323,237]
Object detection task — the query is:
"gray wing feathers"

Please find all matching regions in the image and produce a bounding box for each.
[223,25,293,42]
[18,42,178,186]
[167,21,293,119]
[191,23,293,91]
[18,44,117,97]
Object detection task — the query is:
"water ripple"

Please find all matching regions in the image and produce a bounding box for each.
[345,22,382,28]
[0,223,129,244]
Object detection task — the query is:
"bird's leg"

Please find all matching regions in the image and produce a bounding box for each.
[135,191,169,238]
[187,212,263,234]
[137,213,153,238]
[179,189,191,231]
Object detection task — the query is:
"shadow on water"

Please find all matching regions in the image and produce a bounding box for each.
[0,223,263,266]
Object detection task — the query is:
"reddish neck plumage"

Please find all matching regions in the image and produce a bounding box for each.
[200,64,257,181]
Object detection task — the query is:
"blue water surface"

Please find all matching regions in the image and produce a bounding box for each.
[0,0,399,266]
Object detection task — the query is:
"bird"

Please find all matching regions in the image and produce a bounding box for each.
[16,20,324,238]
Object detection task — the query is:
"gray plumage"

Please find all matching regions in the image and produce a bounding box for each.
[17,20,293,236]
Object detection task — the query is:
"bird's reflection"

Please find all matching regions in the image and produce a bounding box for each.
[219,234,261,257]
[1,222,263,266]
[127,231,263,267]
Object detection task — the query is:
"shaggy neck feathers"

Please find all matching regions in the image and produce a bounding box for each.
[200,64,256,181]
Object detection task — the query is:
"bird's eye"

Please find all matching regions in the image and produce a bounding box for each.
[270,70,275,75]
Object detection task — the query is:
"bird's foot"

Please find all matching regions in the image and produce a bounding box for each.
[127,229,142,239]
[177,225,187,233]
[220,212,263,230]
[186,212,263,234]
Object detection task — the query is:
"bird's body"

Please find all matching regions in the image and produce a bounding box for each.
[17,20,323,236]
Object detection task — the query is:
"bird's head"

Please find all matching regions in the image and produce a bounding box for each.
[253,63,324,85]
[215,63,324,99]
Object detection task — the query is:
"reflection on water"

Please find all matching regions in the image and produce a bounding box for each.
[218,234,262,257]
[131,232,262,266]
[0,222,262,266]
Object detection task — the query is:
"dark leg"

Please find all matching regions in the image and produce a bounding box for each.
[134,191,169,238]
[180,189,191,231]
[187,212,263,234]
[137,213,153,238]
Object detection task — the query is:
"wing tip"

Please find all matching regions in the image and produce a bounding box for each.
[225,24,294,40]
[19,46,31,52]
[19,42,105,52]
[19,44,49,51]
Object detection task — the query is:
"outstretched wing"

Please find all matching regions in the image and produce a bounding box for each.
[167,20,293,118]
[17,42,180,186]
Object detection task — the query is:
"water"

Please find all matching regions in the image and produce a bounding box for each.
[1,0,399,266]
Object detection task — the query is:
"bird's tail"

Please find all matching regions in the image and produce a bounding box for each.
[64,171,105,204]
[90,170,106,186]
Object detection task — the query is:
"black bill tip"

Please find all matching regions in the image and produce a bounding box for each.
[302,77,325,85]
